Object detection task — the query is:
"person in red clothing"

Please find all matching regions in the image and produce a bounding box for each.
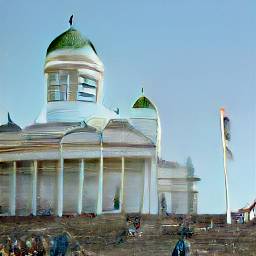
[134,217,141,231]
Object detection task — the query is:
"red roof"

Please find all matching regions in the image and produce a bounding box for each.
[239,200,256,213]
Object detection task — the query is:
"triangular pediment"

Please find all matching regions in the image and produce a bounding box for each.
[102,119,154,146]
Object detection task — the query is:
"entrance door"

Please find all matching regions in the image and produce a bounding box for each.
[103,159,121,212]
[123,159,144,213]
[164,192,172,214]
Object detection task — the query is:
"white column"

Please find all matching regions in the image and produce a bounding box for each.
[9,161,16,216]
[120,157,125,212]
[57,156,64,217]
[97,144,103,215]
[32,160,38,216]
[77,159,84,214]
[142,159,150,214]
[150,157,158,214]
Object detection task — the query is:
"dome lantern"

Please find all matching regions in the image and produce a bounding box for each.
[37,21,117,124]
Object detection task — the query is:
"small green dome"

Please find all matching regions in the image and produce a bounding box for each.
[133,96,155,109]
[46,27,97,55]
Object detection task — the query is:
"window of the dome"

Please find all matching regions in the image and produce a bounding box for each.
[47,72,98,102]
[77,76,97,102]
[48,72,69,101]
[47,71,79,102]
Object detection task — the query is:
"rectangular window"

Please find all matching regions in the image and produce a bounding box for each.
[48,73,59,86]
[59,73,68,101]
[48,72,60,101]
[47,72,69,102]
[77,76,97,102]
[48,85,61,101]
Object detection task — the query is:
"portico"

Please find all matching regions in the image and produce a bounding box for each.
[0,121,158,217]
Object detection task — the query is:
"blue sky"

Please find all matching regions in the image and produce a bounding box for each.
[0,0,255,213]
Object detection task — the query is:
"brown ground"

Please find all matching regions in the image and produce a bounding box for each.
[0,214,255,255]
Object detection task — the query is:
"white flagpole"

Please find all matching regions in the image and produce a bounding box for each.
[220,108,231,224]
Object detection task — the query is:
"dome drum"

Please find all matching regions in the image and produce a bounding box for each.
[44,27,105,112]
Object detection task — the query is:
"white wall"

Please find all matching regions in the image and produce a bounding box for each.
[172,192,188,214]
[158,165,196,214]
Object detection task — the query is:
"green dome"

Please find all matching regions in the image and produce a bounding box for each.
[133,96,155,109]
[46,27,97,55]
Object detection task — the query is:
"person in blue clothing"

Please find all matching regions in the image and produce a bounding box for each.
[171,236,191,256]
[49,232,71,256]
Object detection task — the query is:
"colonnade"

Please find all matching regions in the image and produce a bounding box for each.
[4,156,158,216]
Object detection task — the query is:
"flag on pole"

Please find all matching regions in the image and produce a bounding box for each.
[223,113,233,160]
[223,116,231,141]
[220,108,232,224]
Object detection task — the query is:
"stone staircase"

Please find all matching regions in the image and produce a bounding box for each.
[94,215,256,256]
[0,215,255,255]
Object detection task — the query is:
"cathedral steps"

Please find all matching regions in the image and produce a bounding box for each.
[0,215,255,255]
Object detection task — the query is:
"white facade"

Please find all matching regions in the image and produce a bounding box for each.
[158,159,200,214]
[0,24,199,217]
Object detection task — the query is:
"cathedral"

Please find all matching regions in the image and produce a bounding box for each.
[0,22,200,217]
